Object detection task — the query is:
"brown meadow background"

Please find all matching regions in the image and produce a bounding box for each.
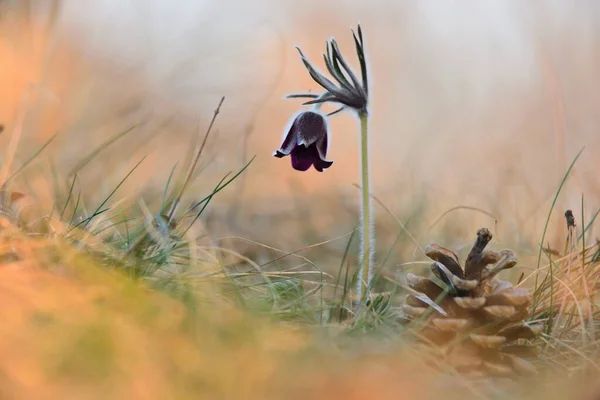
[1,1,600,398]
[3,1,600,253]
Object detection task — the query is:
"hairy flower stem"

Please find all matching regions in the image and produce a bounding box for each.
[356,109,373,309]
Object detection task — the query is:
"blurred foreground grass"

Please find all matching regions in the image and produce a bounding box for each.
[0,221,311,399]
[0,218,598,400]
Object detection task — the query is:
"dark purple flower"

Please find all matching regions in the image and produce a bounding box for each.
[273,110,333,172]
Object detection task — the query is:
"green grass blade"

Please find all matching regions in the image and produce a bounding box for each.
[60,173,78,220]
[166,97,225,222]
[183,157,256,233]
[339,260,351,323]
[333,229,357,300]
[69,191,82,226]
[76,156,146,230]
[2,133,57,186]
[68,125,139,176]
[160,162,179,213]
[533,148,584,294]
[543,249,556,335]
[578,207,599,242]
[581,194,586,263]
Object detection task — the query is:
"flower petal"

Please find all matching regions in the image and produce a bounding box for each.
[313,158,333,172]
[273,121,299,157]
[296,111,327,147]
[290,145,317,171]
[315,131,329,160]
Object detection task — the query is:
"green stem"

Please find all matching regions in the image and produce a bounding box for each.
[357,109,373,306]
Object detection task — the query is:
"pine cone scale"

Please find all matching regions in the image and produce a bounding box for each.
[401,228,541,378]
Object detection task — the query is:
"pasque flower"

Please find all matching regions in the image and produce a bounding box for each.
[277,24,374,312]
[273,110,333,172]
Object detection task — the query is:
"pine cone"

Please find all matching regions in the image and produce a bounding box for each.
[402,228,542,377]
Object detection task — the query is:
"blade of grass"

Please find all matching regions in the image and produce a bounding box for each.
[376,215,415,278]
[0,90,29,186]
[68,125,139,176]
[69,191,82,227]
[72,156,146,231]
[543,248,556,336]
[60,173,78,220]
[160,162,179,213]
[333,229,357,300]
[47,158,61,220]
[541,334,600,370]
[181,157,255,235]
[580,194,595,338]
[186,172,232,213]
[125,219,131,249]
[92,216,137,236]
[533,148,584,301]
[2,133,57,187]
[166,96,225,222]
[256,228,353,270]
[578,207,599,242]
[425,205,497,235]
[339,260,351,323]
[582,195,586,262]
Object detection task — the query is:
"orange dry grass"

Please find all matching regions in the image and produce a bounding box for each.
[0,220,598,399]
[0,223,308,400]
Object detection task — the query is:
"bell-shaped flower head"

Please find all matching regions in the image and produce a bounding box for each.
[273,110,333,172]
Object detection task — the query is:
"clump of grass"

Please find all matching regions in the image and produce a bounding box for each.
[4,97,261,310]
[19,97,329,324]
[527,212,600,371]
[509,150,600,374]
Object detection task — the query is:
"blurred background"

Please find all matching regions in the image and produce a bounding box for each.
[1,0,600,270]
